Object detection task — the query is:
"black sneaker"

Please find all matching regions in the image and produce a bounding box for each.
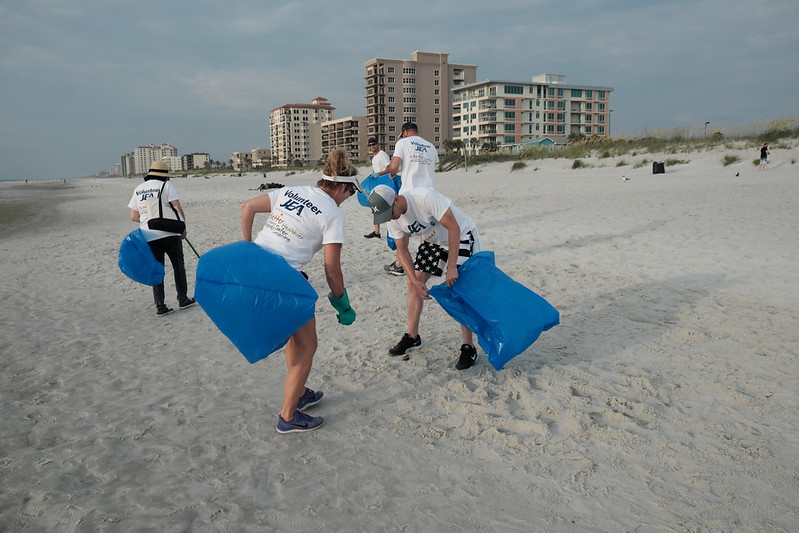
[178,298,197,310]
[455,344,478,370]
[389,333,421,356]
[155,305,174,317]
[364,231,381,239]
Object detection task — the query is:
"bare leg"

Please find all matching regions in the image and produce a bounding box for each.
[281,318,317,421]
[407,271,431,338]
[461,325,474,346]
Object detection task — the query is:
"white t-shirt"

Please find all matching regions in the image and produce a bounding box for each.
[386,187,476,248]
[128,179,182,241]
[371,149,391,174]
[254,185,345,270]
[392,136,438,193]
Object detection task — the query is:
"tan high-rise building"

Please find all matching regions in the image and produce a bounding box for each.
[270,97,335,167]
[452,74,613,152]
[364,50,477,153]
[321,116,369,163]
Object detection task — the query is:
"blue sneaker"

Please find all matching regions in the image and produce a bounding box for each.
[297,388,324,411]
[276,411,324,434]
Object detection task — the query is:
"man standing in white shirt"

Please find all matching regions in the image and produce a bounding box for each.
[364,136,391,240]
[380,122,439,276]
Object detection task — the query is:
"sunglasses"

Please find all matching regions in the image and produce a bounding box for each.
[348,183,358,196]
[368,143,376,146]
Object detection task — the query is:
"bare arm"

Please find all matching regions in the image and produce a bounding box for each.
[130,209,140,223]
[323,243,345,298]
[438,208,462,288]
[383,156,402,178]
[240,195,272,241]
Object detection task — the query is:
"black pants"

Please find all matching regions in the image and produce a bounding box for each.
[147,236,188,307]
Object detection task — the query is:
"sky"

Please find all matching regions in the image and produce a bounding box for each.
[1,0,797,181]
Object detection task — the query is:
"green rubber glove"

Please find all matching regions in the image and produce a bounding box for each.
[328,288,356,325]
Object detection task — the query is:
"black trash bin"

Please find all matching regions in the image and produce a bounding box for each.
[652,161,665,174]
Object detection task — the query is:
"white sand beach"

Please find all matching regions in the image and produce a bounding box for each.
[2,145,798,531]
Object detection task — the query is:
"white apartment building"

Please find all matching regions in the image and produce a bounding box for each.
[452,74,613,153]
[270,97,335,167]
[321,116,369,163]
[364,50,477,153]
[133,144,178,175]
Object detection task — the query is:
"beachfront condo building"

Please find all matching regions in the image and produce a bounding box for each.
[364,50,477,154]
[182,152,210,170]
[130,143,178,175]
[321,116,369,163]
[270,97,335,167]
[452,74,613,153]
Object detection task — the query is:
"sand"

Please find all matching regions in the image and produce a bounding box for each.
[1,144,798,532]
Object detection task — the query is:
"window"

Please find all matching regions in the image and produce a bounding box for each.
[402,67,416,74]
[403,107,416,113]
[557,125,565,134]
[504,124,516,132]
[388,96,395,103]
[557,101,565,110]
[586,90,593,98]
[387,67,395,73]
[434,70,439,76]
[403,97,416,103]
[403,87,416,94]
[388,87,395,93]
[504,99,515,107]
[504,111,516,119]
[557,113,565,122]
[402,77,415,84]
[557,88,564,97]
[388,116,396,122]
[388,77,395,83]
[504,85,523,94]
[599,91,606,99]
[571,89,582,98]
[388,106,395,113]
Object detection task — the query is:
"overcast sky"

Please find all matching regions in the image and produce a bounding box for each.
[1,0,796,181]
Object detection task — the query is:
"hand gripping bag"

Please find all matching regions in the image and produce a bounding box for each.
[428,251,559,370]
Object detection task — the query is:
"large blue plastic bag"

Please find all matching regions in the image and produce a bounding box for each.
[118,229,165,286]
[357,173,402,207]
[428,251,559,370]
[194,241,319,363]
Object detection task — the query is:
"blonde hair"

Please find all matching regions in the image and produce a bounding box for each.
[318,148,357,190]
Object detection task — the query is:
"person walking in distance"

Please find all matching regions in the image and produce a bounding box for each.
[128,160,196,316]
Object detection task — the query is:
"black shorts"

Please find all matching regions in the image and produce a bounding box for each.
[414,231,478,277]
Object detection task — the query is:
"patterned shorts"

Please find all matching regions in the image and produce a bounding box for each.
[414,230,480,277]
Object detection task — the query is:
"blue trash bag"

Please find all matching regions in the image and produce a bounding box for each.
[428,251,559,370]
[357,173,401,207]
[118,229,165,286]
[386,234,396,251]
[194,241,319,364]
